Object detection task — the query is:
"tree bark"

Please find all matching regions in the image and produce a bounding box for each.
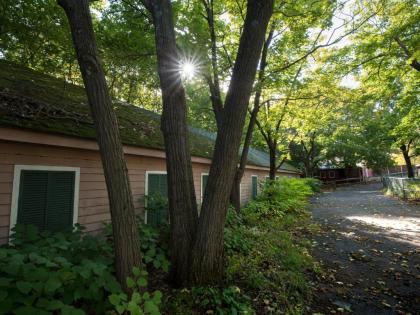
[230,26,275,212]
[269,144,277,180]
[141,0,199,286]
[400,144,414,178]
[190,0,274,285]
[202,0,224,129]
[394,37,420,72]
[58,0,141,289]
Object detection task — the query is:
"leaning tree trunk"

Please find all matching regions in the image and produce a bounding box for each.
[142,0,199,286]
[230,105,259,212]
[230,26,274,212]
[190,0,274,285]
[400,144,414,178]
[58,0,141,289]
[269,144,277,180]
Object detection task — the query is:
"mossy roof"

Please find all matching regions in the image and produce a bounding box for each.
[0,60,298,172]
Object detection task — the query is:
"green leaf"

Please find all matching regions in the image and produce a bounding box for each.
[131,292,142,304]
[144,256,153,263]
[152,291,162,304]
[0,299,12,313]
[116,304,126,315]
[104,276,121,293]
[44,277,62,293]
[14,306,50,315]
[47,300,64,311]
[78,268,91,279]
[109,293,121,306]
[145,248,156,258]
[162,261,169,273]
[0,290,7,301]
[126,277,136,288]
[0,249,7,259]
[61,305,86,315]
[0,277,11,287]
[144,300,160,315]
[132,266,141,276]
[137,277,147,287]
[16,281,32,294]
[127,300,141,315]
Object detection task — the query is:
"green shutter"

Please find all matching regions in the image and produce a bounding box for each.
[202,175,209,200]
[17,171,48,230]
[45,172,75,232]
[252,176,258,199]
[17,170,75,232]
[147,173,168,226]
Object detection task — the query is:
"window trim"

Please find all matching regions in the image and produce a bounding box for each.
[10,165,80,236]
[144,170,167,224]
[251,175,258,199]
[239,180,242,205]
[200,173,209,203]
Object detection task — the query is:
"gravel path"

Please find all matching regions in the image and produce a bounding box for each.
[309,182,420,315]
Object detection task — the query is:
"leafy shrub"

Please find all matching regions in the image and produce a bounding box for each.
[108,267,162,315]
[144,194,169,227]
[102,222,170,273]
[224,209,252,255]
[172,286,253,315]
[243,178,314,223]
[138,224,170,272]
[1,224,165,315]
[0,225,120,315]
[301,178,322,192]
[225,178,317,313]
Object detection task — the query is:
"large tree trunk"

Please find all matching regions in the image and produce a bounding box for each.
[400,144,414,178]
[190,0,274,285]
[269,145,277,180]
[58,0,141,289]
[142,0,199,286]
[230,26,275,212]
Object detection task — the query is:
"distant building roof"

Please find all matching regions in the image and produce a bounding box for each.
[0,60,299,172]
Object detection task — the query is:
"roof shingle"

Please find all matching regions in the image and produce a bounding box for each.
[0,60,299,172]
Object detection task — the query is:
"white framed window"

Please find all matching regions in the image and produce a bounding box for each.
[201,173,209,203]
[144,171,167,225]
[251,175,258,199]
[239,180,242,204]
[10,165,80,236]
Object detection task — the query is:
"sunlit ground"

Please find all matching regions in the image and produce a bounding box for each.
[346,215,420,246]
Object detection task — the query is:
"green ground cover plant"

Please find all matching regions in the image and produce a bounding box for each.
[166,178,320,314]
[0,223,166,315]
[0,178,319,314]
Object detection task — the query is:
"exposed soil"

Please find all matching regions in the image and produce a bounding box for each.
[309,182,420,315]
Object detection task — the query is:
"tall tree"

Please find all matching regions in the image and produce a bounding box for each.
[190,0,274,284]
[144,0,273,285]
[229,25,275,211]
[140,0,199,286]
[58,0,142,289]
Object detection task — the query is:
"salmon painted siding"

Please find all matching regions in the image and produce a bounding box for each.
[0,137,298,243]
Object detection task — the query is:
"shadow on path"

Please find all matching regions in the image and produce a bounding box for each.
[309,183,419,315]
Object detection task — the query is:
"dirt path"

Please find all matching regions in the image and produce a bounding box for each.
[309,183,420,315]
